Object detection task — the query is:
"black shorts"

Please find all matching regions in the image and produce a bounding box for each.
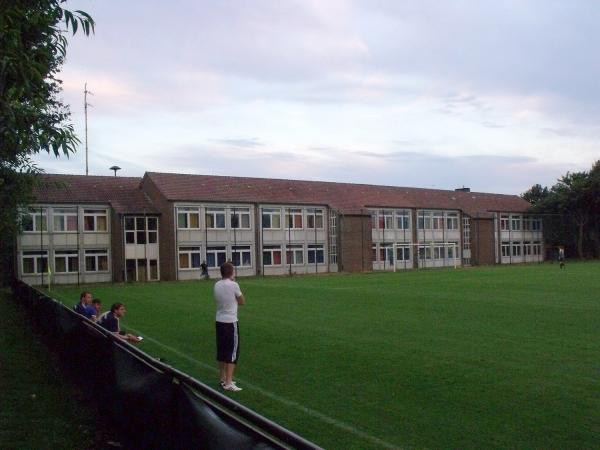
[216,321,240,364]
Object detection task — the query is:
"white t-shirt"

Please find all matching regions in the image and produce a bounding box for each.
[214,278,242,323]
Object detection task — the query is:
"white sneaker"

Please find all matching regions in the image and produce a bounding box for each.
[223,382,242,392]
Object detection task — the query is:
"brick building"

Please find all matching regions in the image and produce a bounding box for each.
[16,172,543,285]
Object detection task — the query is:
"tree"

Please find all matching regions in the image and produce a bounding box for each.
[521,183,549,206]
[0,1,94,283]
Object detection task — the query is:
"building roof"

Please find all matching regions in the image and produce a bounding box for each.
[33,174,158,214]
[145,172,531,217]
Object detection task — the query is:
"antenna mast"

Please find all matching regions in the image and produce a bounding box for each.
[84,83,93,175]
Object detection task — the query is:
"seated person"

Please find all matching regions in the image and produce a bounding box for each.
[98,303,141,343]
[92,298,102,318]
[73,291,97,321]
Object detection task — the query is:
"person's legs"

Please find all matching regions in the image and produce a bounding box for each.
[225,362,236,384]
[219,361,227,384]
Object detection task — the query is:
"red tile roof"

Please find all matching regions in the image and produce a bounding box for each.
[145,172,531,217]
[33,174,158,214]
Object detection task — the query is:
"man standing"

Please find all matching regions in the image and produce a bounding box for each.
[98,303,141,344]
[74,291,97,321]
[214,262,245,392]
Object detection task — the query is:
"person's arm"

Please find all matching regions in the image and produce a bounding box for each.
[236,293,245,305]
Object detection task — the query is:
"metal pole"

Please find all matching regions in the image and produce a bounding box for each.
[287,208,291,276]
[314,210,317,274]
[40,207,44,286]
[233,207,237,278]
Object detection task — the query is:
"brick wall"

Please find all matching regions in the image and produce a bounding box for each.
[141,176,175,281]
[338,214,372,272]
[471,218,495,265]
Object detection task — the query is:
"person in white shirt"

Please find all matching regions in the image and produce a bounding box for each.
[214,262,245,392]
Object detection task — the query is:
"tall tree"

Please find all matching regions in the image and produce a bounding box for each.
[521,183,549,205]
[0,0,94,283]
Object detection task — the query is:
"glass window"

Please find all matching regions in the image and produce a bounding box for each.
[206,246,227,267]
[396,210,410,230]
[22,251,48,274]
[285,209,303,229]
[178,246,201,269]
[262,208,281,229]
[511,216,521,231]
[446,213,459,230]
[83,209,108,232]
[84,249,108,272]
[53,208,77,232]
[501,242,510,257]
[262,245,282,266]
[286,244,304,264]
[512,241,522,256]
[206,208,226,229]
[230,208,251,229]
[54,250,79,273]
[22,209,47,232]
[177,207,200,229]
[396,246,410,261]
[500,215,509,231]
[432,212,444,230]
[232,245,252,267]
[307,244,324,264]
[306,209,324,229]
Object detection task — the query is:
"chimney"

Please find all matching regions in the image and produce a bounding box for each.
[455,187,470,192]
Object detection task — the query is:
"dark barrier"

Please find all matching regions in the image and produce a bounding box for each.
[11,280,321,450]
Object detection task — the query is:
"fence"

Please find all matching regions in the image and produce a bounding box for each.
[11,279,321,450]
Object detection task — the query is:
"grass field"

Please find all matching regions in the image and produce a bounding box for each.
[47,262,600,449]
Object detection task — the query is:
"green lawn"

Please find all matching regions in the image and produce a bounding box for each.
[47,262,600,449]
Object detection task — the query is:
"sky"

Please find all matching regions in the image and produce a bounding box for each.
[34,0,600,194]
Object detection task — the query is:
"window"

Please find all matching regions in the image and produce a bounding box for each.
[372,245,378,262]
[307,244,324,264]
[22,251,48,274]
[378,210,393,229]
[418,245,432,260]
[433,244,445,260]
[84,209,108,232]
[177,207,200,229]
[447,242,458,259]
[149,259,159,280]
[523,241,532,256]
[206,208,226,229]
[54,250,78,273]
[533,241,542,255]
[84,249,108,272]
[263,245,282,266]
[501,242,510,257]
[262,208,281,229]
[500,215,509,231]
[125,216,159,244]
[379,243,394,264]
[306,209,324,229]
[512,241,522,256]
[22,208,47,232]
[463,217,471,250]
[371,212,378,229]
[329,214,337,264]
[417,212,432,230]
[511,216,521,231]
[396,246,410,261]
[178,246,201,270]
[230,208,251,229]
[285,209,303,229]
[432,212,444,230]
[532,218,542,231]
[446,213,459,230]
[286,244,304,265]
[53,208,77,232]
[396,210,410,230]
[232,245,252,267]
[206,246,226,268]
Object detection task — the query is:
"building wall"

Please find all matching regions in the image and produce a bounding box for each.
[471,218,495,265]
[141,176,176,281]
[338,214,372,272]
[495,213,544,264]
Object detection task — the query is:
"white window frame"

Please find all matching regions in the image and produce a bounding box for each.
[379,243,394,264]
[125,216,159,245]
[84,249,109,272]
[306,209,324,229]
[307,244,325,264]
[230,208,251,230]
[446,213,459,230]
[84,209,108,232]
[206,246,227,267]
[54,250,79,273]
[511,216,521,231]
[501,242,510,257]
[395,210,410,230]
[177,207,201,230]
[52,208,78,232]
[22,208,48,232]
[22,251,48,274]
[500,215,510,231]
[178,246,201,270]
[512,241,522,257]
[396,246,410,261]
[262,208,282,229]
[285,244,304,265]
[285,208,303,229]
[232,245,252,267]
[263,245,282,266]
[206,208,226,229]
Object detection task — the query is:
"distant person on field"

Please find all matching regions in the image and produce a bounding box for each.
[98,303,141,343]
[74,291,97,321]
[200,261,209,280]
[214,261,245,392]
[558,247,565,269]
